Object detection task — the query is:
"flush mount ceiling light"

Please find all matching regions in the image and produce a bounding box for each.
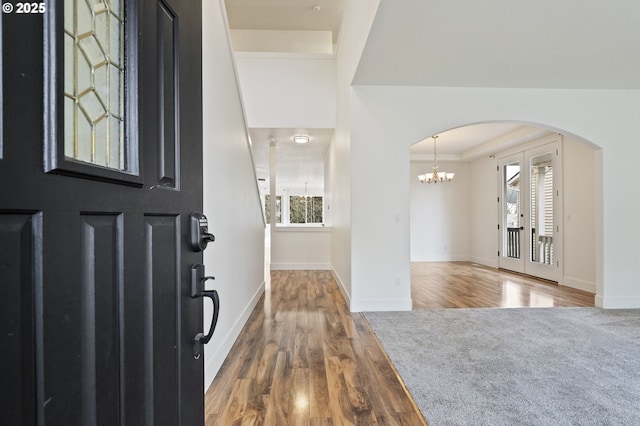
[293,135,309,144]
[418,135,455,184]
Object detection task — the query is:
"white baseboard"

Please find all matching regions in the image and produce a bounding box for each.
[204,280,265,392]
[330,267,351,308]
[469,256,499,269]
[595,294,604,308]
[270,263,331,270]
[597,295,640,309]
[411,255,470,262]
[562,276,596,293]
[350,298,412,312]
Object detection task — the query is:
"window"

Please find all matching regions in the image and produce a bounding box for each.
[264,194,281,224]
[289,196,323,224]
[265,194,323,225]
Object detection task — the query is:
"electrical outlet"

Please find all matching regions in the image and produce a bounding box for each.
[393,276,400,287]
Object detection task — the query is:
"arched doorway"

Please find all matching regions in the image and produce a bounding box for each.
[409,122,600,307]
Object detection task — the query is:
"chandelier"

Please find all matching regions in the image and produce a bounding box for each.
[418,135,454,184]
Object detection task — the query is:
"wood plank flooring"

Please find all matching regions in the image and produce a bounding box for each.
[205,263,595,425]
[205,270,425,425]
[412,261,595,309]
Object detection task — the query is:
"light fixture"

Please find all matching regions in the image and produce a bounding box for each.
[293,135,309,144]
[418,135,455,184]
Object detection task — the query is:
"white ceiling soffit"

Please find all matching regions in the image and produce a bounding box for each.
[250,128,334,194]
[353,0,640,89]
[410,123,553,161]
[224,0,345,45]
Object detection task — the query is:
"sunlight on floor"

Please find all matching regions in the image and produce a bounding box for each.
[501,281,523,307]
[529,291,554,307]
[501,280,555,307]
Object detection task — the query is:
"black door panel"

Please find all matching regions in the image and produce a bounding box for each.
[1,0,203,424]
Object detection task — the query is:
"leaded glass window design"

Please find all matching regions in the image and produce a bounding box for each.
[64,0,125,170]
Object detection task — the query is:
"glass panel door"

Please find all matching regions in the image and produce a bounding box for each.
[499,154,524,273]
[498,138,562,282]
[523,141,561,282]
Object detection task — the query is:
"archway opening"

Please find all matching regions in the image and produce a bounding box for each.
[409,122,601,309]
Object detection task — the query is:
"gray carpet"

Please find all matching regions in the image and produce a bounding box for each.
[363,308,640,425]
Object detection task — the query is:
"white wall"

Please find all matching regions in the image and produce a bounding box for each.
[202,0,266,391]
[350,96,412,311]
[350,85,640,309]
[563,135,597,292]
[234,55,336,129]
[326,0,381,307]
[410,161,470,261]
[469,155,499,267]
[271,227,331,270]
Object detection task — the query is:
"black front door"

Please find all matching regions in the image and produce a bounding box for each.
[1,0,204,424]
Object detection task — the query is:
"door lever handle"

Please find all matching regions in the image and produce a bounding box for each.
[191,264,219,359]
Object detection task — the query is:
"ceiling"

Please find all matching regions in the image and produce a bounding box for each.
[224,0,345,43]
[226,0,627,195]
[410,123,551,159]
[412,123,520,156]
[354,0,640,88]
[249,128,334,195]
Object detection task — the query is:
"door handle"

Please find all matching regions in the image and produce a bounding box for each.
[191,264,219,359]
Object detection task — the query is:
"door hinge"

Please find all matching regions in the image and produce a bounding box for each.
[498,251,500,256]
[497,165,499,171]
[557,260,559,267]
[497,196,500,203]
[498,224,500,230]
[557,225,559,232]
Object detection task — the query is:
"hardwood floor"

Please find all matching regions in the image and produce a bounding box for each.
[205,270,425,425]
[205,263,595,425]
[412,261,595,309]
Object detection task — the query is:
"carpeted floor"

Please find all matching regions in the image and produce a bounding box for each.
[363,308,640,425]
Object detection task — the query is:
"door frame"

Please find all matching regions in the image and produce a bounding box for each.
[498,152,525,273]
[498,135,563,283]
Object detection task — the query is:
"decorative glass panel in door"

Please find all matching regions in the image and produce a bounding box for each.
[49,0,140,185]
[64,0,125,169]
[529,152,554,265]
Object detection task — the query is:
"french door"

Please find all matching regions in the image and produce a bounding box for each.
[498,138,562,282]
[1,0,205,424]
